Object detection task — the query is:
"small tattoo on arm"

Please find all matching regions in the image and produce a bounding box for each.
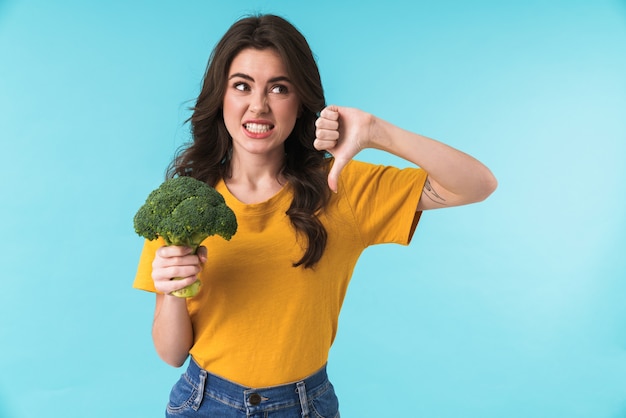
[422,178,447,205]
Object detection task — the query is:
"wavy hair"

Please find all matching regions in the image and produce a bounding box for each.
[168,14,330,268]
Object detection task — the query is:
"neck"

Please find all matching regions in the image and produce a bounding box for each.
[224,149,287,203]
[228,151,285,183]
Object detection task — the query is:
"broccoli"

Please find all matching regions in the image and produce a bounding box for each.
[134,176,237,297]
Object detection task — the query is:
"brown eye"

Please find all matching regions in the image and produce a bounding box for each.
[270,84,288,94]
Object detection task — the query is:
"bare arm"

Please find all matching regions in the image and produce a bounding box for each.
[368,115,498,210]
[314,106,497,209]
[152,294,193,367]
[150,246,205,367]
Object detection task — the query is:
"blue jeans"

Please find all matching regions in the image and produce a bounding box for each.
[166,358,340,418]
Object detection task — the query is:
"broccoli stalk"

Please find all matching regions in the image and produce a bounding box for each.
[133,176,237,297]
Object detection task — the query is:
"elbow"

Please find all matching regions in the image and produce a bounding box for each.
[486,170,498,197]
[461,169,497,205]
[476,170,498,202]
[166,357,188,368]
[152,330,192,368]
[157,349,189,368]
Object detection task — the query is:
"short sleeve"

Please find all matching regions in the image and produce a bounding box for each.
[338,160,428,247]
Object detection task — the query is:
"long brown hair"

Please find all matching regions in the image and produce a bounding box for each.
[168,14,330,268]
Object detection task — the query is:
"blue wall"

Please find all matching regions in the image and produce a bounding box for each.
[1,1,625,417]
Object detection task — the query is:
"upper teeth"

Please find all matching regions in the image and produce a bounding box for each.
[245,123,272,133]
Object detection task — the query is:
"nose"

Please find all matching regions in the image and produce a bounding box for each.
[249,91,269,114]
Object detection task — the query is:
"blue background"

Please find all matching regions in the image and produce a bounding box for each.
[1,0,625,417]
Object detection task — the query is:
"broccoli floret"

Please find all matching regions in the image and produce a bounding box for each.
[133,176,237,297]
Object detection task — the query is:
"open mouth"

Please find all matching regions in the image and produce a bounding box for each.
[244,123,274,134]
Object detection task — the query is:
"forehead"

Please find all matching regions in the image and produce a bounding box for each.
[229,48,288,78]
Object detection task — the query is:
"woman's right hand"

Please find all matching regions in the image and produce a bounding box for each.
[151,246,207,295]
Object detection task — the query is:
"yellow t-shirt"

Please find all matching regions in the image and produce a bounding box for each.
[133,160,427,387]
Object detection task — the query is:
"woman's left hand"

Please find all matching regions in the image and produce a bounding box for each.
[314,105,373,193]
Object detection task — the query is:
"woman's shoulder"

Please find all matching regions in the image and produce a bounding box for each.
[335,158,426,197]
[335,158,394,183]
[333,158,377,176]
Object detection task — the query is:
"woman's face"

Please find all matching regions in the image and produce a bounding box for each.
[223,48,301,160]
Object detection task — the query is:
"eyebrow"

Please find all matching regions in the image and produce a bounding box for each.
[228,72,292,84]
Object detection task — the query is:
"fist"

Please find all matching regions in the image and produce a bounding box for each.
[315,105,372,193]
[151,246,206,295]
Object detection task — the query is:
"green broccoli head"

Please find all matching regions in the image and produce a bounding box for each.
[134,176,237,248]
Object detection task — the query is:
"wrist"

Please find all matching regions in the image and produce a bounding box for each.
[367,115,392,151]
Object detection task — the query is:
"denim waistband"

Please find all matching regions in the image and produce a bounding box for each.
[184,357,331,414]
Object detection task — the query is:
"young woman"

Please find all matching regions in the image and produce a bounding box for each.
[134,14,497,418]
